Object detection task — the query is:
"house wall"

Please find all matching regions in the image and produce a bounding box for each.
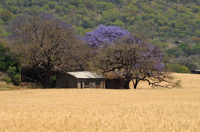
[56,74,105,89]
[77,78,105,89]
[191,70,200,74]
[105,79,123,89]
[21,82,40,88]
[56,74,77,88]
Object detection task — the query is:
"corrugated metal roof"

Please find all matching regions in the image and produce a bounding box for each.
[67,71,104,79]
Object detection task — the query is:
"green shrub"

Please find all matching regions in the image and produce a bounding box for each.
[6,66,21,86]
[1,76,11,84]
[50,76,56,88]
[166,63,190,73]
[12,74,21,86]
[177,65,190,73]
[48,2,57,9]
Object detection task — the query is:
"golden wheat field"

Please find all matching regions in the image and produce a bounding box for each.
[0,73,200,132]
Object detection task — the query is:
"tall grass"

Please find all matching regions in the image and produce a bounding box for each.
[0,88,200,132]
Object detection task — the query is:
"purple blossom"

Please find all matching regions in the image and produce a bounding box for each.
[155,63,165,71]
[83,25,130,47]
[116,34,164,72]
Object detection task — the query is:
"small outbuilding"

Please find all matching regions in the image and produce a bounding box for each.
[56,71,105,88]
[105,71,124,89]
[191,70,200,74]
[21,68,40,88]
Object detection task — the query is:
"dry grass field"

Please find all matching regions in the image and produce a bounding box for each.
[131,73,200,89]
[0,73,200,132]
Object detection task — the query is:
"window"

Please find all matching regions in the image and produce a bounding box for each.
[84,81,90,88]
[84,82,88,85]
[96,81,101,85]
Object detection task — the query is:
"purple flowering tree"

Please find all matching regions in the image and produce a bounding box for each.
[8,12,84,88]
[95,35,178,89]
[83,25,130,47]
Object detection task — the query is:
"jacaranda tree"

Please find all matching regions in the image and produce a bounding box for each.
[95,35,173,89]
[84,25,178,89]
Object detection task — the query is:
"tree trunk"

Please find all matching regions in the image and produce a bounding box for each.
[44,72,51,88]
[44,59,51,88]
[133,79,140,89]
[134,80,138,89]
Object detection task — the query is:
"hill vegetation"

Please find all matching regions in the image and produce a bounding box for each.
[0,0,199,40]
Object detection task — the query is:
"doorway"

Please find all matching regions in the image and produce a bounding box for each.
[80,81,83,88]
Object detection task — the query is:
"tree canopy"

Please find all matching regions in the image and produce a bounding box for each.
[94,34,175,89]
[8,12,84,88]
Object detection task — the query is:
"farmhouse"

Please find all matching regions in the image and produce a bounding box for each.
[191,70,200,74]
[56,71,105,88]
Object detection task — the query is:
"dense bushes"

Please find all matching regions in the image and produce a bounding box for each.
[0,42,20,85]
[166,63,190,73]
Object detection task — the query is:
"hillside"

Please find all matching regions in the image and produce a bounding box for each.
[0,0,199,39]
[0,0,200,71]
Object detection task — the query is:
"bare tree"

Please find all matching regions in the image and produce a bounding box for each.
[8,12,84,88]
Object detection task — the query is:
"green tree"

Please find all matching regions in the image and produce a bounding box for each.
[0,9,13,24]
